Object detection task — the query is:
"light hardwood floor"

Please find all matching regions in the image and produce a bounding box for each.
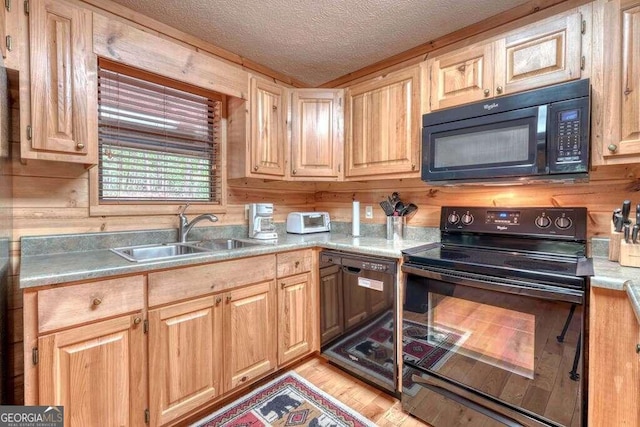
[292,356,430,427]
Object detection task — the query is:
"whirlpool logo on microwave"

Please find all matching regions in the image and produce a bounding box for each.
[483,102,499,111]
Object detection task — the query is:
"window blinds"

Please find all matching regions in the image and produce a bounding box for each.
[97,66,222,203]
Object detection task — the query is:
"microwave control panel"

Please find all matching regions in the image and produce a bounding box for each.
[556,109,582,163]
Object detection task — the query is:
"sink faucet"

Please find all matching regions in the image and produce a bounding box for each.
[178,204,218,243]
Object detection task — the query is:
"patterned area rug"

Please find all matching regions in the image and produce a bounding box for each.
[191,372,376,427]
[323,311,466,396]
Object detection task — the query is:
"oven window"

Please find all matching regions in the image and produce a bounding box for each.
[429,294,535,379]
[433,124,530,169]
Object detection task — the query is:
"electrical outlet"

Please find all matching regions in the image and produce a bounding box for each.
[365,205,373,219]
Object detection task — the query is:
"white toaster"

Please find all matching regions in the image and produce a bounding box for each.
[286,212,331,234]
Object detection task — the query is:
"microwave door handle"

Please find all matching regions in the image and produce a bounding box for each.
[536,105,548,173]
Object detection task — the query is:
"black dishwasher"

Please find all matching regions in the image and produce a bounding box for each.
[319,250,398,395]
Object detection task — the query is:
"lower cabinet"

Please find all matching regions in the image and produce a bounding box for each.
[225,280,277,390]
[149,281,277,426]
[148,296,223,427]
[588,287,640,426]
[278,272,312,365]
[38,314,147,427]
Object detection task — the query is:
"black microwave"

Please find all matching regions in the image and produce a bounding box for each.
[422,79,590,184]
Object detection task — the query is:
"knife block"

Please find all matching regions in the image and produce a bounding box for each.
[609,224,622,261]
[619,240,640,267]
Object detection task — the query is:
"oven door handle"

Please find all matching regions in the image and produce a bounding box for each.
[411,374,542,427]
[402,264,583,304]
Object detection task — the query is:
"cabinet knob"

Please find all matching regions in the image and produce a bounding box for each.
[215,297,222,305]
[241,375,248,382]
[254,165,259,171]
[76,142,85,150]
[92,298,102,306]
[411,164,416,171]
[608,144,618,153]
[636,344,640,354]
[496,86,503,94]
[295,261,300,268]
[272,105,277,111]
[281,283,286,289]
[292,169,297,175]
[133,317,142,325]
[484,89,490,97]
[226,295,232,303]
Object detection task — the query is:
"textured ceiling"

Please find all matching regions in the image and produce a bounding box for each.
[108,0,528,86]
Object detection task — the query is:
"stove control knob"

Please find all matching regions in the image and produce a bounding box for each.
[555,216,572,229]
[448,213,460,224]
[461,213,474,225]
[535,215,551,228]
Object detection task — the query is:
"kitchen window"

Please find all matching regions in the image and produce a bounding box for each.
[90,60,225,215]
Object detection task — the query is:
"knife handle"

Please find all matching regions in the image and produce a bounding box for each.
[633,225,639,244]
[614,214,624,232]
[622,200,631,222]
[624,223,630,243]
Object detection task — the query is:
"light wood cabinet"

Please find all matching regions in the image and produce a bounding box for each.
[290,89,344,180]
[38,314,146,427]
[250,77,287,177]
[588,287,640,426]
[277,272,312,364]
[224,280,277,390]
[319,264,343,344]
[596,0,640,165]
[27,0,97,163]
[428,11,583,111]
[345,66,421,179]
[148,296,223,426]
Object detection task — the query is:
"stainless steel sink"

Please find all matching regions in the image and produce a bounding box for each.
[110,243,210,262]
[192,238,262,250]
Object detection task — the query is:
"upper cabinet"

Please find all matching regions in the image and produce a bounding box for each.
[27,0,97,163]
[596,0,640,165]
[345,66,421,179]
[427,11,584,111]
[250,77,287,177]
[290,89,344,180]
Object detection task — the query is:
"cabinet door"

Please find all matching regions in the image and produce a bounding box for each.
[277,273,312,365]
[345,66,420,178]
[429,43,494,110]
[148,296,223,426]
[588,287,640,426]
[495,12,582,95]
[224,280,277,390]
[290,89,344,179]
[320,265,343,345]
[250,77,286,177]
[29,0,97,163]
[38,314,146,427]
[600,0,640,164]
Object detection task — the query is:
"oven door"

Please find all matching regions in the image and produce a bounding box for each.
[422,105,547,182]
[401,264,584,427]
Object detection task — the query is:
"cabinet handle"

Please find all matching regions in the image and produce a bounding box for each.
[254,165,259,171]
[411,164,416,171]
[281,282,286,289]
[608,144,618,153]
[496,86,503,94]
[133,317,142,325]
[241,375,248,382]
[76,142,85,150]
[215,297,222,305]
[226,295,232,303]
[483,89,490,97]
[272,105,277,111]
[295,261,300,268]
[292,169,297,175]
[92,298,102,306]
[636,344,640,354]
[6,35,12,52]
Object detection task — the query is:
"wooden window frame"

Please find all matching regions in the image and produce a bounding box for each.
[89,59,227,217]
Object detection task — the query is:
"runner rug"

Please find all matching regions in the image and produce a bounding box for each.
[323,310,467,396]
[191,371,376,427]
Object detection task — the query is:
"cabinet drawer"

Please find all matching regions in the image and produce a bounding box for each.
[37,275,144,334]
[148,255,276,307]
[277,250,313,278]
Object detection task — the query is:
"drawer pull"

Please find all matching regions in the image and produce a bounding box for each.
[281,283,286,289]
[92,298,102,306]
[226,295,232,303]
[241,375,248,382]
[295,261,300,268]
[133,317,142,325]
[215,297,222,305]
